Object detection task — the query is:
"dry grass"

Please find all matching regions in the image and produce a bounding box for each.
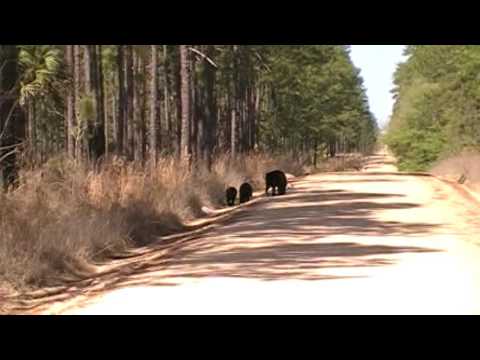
[0,152,308,292]
[213,152,309,190]
[315,154,364,173]
[430,150,480,192]
[431,151,480,181]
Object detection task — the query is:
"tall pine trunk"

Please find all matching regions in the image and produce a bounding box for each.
[133,50,141,162]
[190,52,198,162]
[97,45,106,159]
[116,45,125,155]
[91,45,105,161]
[73,45,82,160]
[0,45,24,190]
[230,45,238,158]
[141,57,147,161]
[83,45,93,162]
[179,45,191,163]
[252,84,260,151]
[149,45,158,163]
[163,45,170,152]
[27,99,37,166]
[84,45,105,162]
[111,92,116,154]
[133,49,146,163]
[65,45,75,158]
[174,48,182,157]
[125,45,134,159]
[203,45,217,169]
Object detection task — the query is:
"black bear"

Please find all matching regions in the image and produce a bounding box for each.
[239,182,253,204]
[226,187,237,206]
[265,170,287,196]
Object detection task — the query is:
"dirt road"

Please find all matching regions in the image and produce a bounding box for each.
[43,152,480,315]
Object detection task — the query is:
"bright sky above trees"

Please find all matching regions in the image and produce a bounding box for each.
[350,45,406,128]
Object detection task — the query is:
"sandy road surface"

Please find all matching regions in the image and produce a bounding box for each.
[38,152,480,314]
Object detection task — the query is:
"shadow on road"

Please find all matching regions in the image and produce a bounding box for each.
[10,176,441,314]
[319,179,402,184]
[154,187,439,282]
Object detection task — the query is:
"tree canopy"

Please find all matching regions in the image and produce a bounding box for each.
[1,45,378,185]
[386,45,480,171]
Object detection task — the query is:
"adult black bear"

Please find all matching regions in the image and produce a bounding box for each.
[265,170,287,196]
[226,187,237,206]
[239,182,253,204]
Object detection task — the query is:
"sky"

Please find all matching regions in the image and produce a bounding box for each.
[349,45,407,129]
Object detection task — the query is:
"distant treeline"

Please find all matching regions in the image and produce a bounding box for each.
[1,45,378,187]
[386,45,480,171]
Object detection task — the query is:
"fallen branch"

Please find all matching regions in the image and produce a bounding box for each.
[0,148,18,165]
[0,142,23,151]
[0,58,16,77]
[188,47,218,69]
[254,50,271,72]
[0,98,20,141]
